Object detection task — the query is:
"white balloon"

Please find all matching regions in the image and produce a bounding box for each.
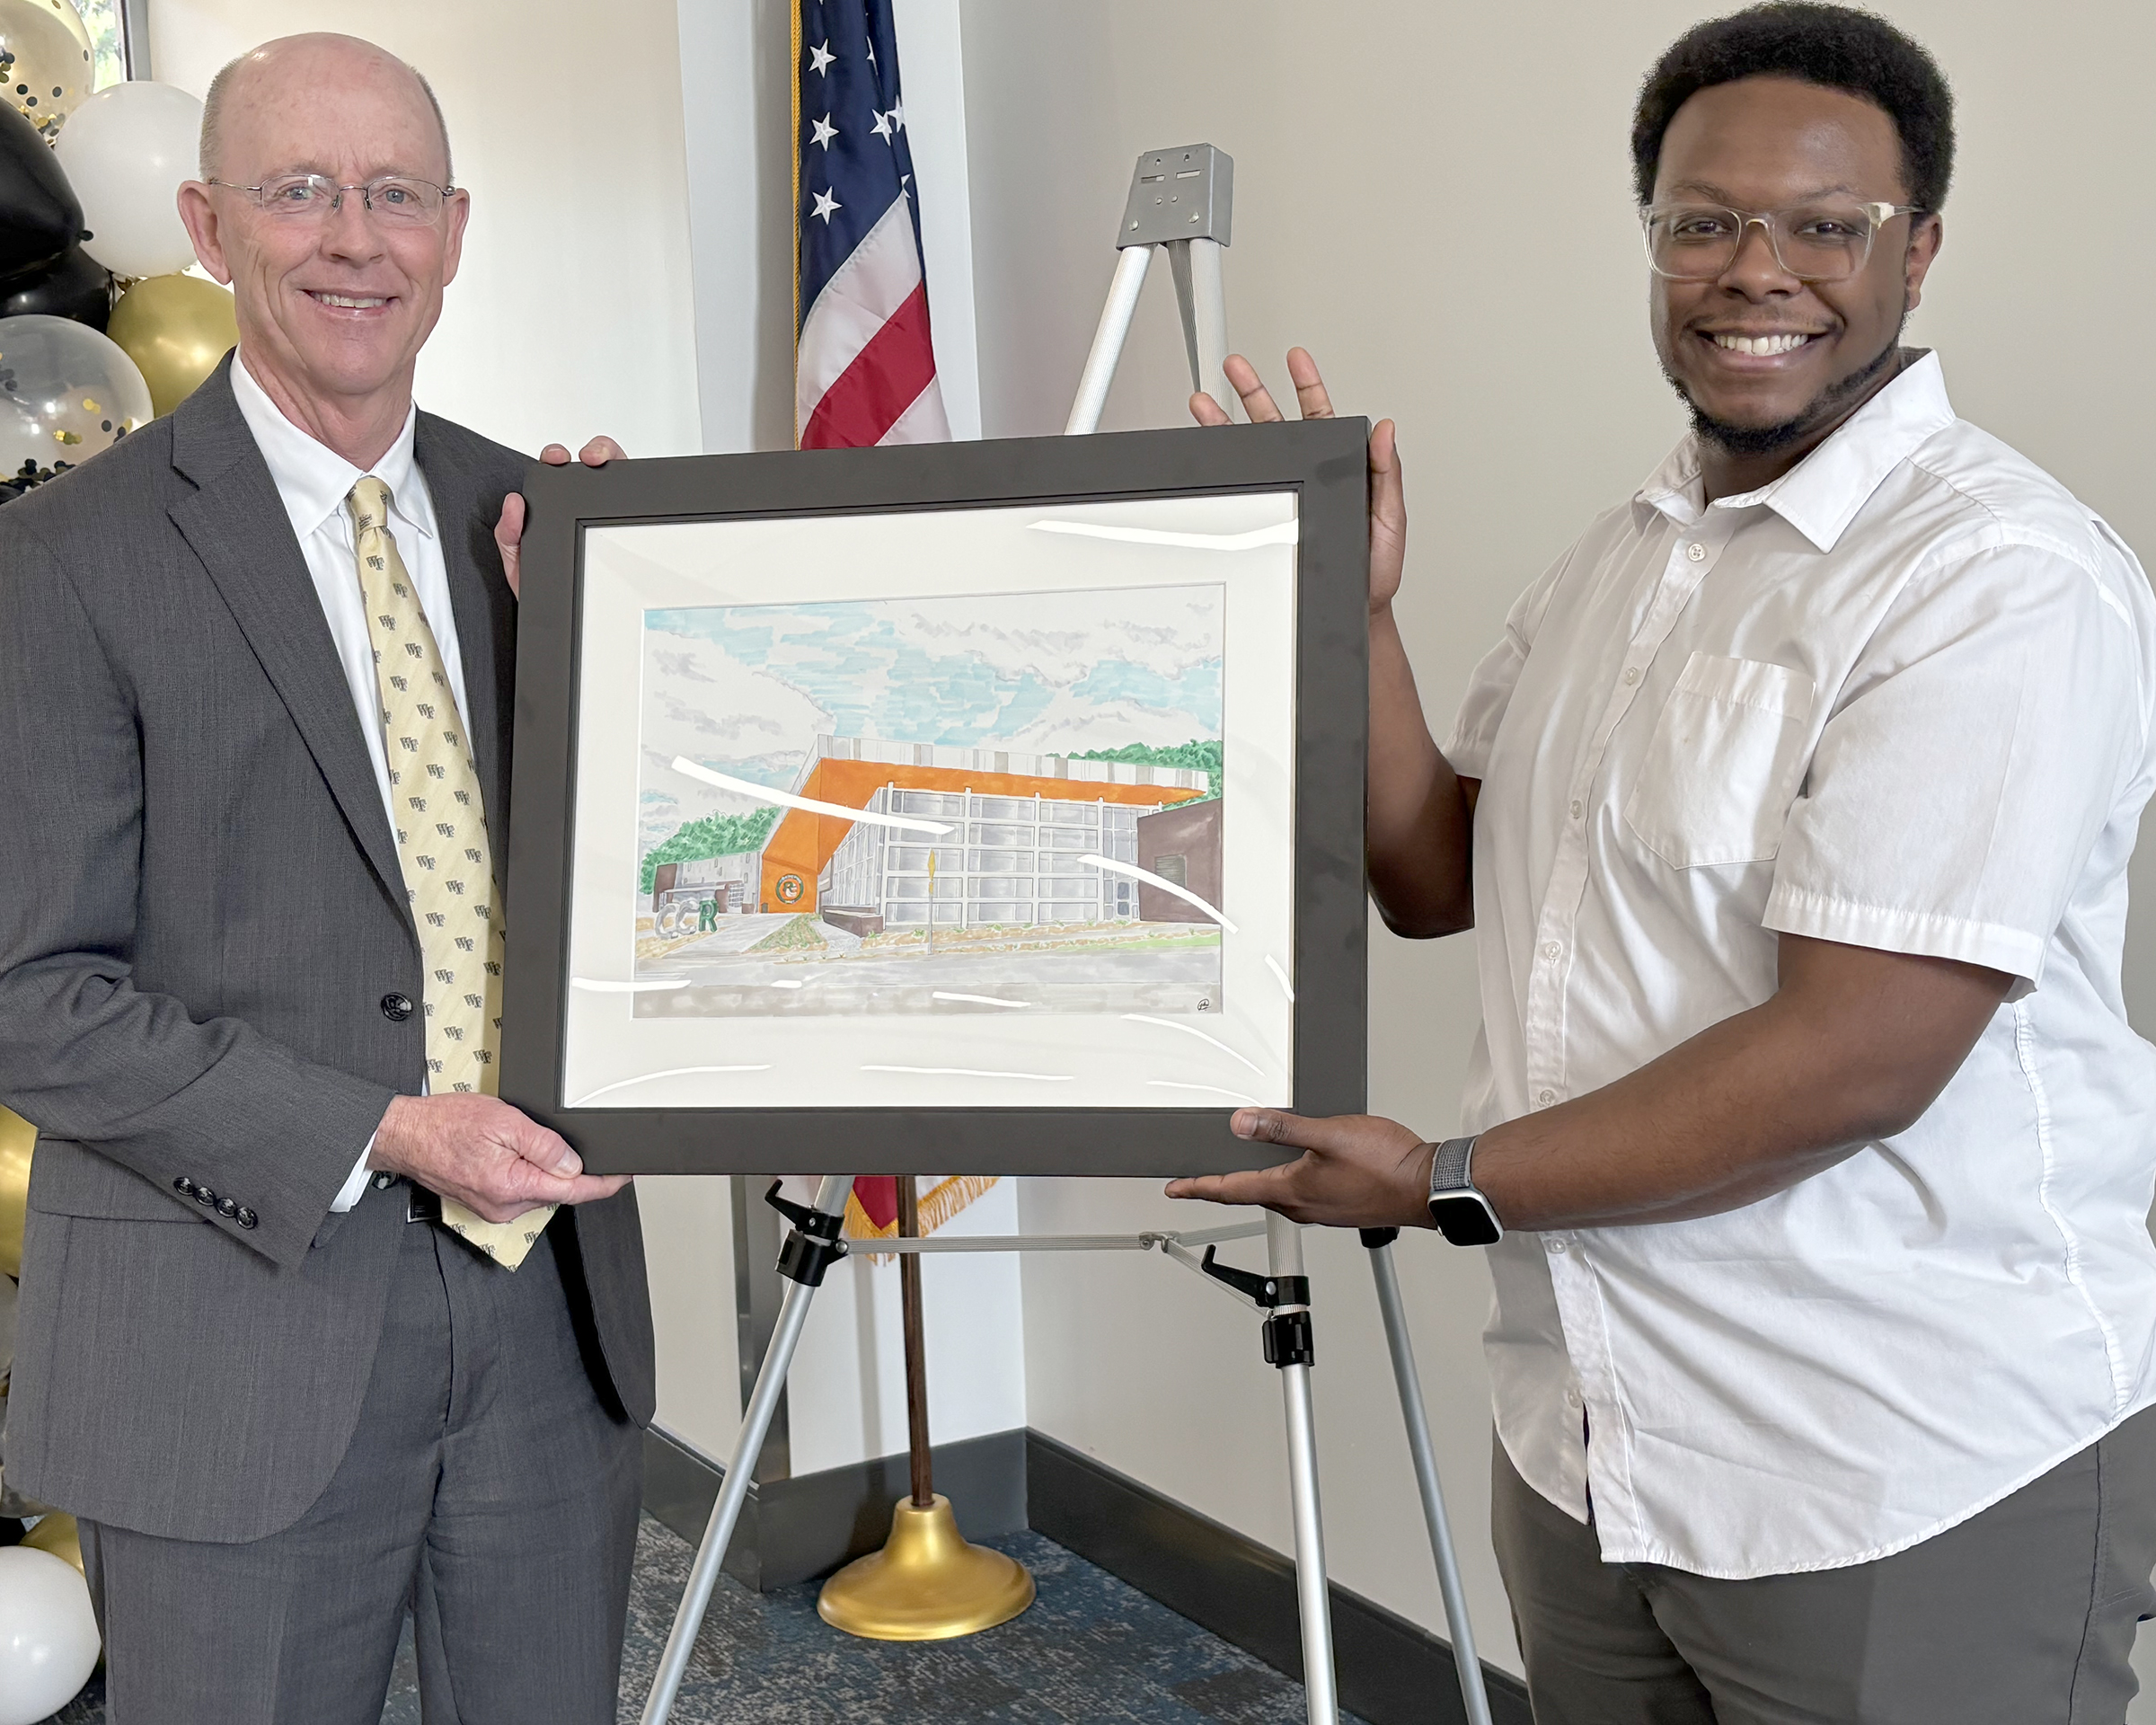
[0,1545,100,1725]
[51,78,204,279]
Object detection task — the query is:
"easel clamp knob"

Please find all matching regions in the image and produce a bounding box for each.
[766,1179,850,1287]
[1200,1243,1310,1311]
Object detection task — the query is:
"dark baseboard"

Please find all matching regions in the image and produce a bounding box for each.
[642,1424,1028,1592]
[641,1423,1527,1724]
[1025,1430,1531,1725]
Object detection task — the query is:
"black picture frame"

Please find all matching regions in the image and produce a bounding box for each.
[500,419,1369,1176]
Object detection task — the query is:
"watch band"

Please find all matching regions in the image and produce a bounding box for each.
[1428,1135,1478,1199]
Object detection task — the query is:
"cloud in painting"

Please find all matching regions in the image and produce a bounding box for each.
[637,585,1224,858]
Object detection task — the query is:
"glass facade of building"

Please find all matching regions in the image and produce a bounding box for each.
[822,786,1151,927]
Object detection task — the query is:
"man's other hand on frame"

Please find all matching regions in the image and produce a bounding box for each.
[493,434,625,598]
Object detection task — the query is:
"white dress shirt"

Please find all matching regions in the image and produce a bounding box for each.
[1445,352,2156,1578]
[229,354,472,1214]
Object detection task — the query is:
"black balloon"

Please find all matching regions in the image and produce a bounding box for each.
[0,100,80,277]
[0,244,110,330]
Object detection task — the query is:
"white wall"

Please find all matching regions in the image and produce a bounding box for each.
[150,0,703,459]
[960,0,2156,1686]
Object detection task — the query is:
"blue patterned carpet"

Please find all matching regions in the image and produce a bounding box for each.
[53,1515,1361,1724]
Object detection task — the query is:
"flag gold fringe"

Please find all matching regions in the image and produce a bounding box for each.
[844,1174,1001,1261]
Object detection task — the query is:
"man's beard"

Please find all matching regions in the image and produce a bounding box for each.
[1669,314,1906,459]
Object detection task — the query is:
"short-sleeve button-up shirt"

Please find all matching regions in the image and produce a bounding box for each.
[1445,353,2156,1578]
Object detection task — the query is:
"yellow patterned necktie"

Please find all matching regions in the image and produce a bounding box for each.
[349,476,551,1269]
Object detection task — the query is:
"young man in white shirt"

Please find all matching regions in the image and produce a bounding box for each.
[1171,4,2156,1718]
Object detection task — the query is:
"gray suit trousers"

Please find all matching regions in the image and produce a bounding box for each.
[81,1202,643,1725]
[1492,1406,2156,1724]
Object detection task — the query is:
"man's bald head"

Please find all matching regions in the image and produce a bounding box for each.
[199,33,452,184]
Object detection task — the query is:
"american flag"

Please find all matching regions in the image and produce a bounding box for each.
[794,0,950,449]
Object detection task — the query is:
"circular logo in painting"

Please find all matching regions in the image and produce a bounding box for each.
[775,873,805,905]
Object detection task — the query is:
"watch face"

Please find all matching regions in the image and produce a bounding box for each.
[1428,1192,1502,1247]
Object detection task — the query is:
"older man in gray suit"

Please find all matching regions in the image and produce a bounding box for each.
[0,33,654,1722]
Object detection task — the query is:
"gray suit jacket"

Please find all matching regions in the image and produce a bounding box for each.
[0,358,655,1542]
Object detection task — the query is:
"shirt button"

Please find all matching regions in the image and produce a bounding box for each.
[1542,941,1561,960]
[1569,800,1583,819]
[1623,667,1641,686]
[1546,1236,1568,1255]
[1539,1088,1557,1106]
[381,993,414,1022]
[1565,1388,1583,1408]
[1686,541,1708,562]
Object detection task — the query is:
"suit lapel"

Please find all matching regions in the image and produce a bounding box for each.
[168,363,407,906]
[416,416,517,886]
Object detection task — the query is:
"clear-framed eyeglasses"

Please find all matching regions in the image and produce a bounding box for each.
[207,173,459,226]
[1641,199,1921,283]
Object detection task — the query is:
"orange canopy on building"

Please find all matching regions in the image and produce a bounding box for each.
[757,757,1206,914]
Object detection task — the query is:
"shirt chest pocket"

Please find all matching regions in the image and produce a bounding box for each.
[1621,652,1816,868]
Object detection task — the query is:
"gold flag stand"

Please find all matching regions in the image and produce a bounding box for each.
[817,1175,1033,1640]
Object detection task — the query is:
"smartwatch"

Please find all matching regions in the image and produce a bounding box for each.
[1425,1136,1503,1246]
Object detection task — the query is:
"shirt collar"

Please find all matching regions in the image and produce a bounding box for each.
[228,349,430,545]
[1634,350,1958,553]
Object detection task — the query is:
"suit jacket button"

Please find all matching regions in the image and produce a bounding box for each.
[372,1172,395,1191]
[194,1186,217,1207]
[173,1175,196,1196]
[235,1208,258,1230]
[216,1197,239,1219]
[381,993,414,1022]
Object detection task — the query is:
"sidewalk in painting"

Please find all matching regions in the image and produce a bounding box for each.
[635,911,1222,1018]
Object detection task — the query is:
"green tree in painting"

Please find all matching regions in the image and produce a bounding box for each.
[1073,739,1223,801]
[639,804,782,893]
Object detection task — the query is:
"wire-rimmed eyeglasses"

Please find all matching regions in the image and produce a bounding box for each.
[206,173,459,226]
[1641,200,1921,283]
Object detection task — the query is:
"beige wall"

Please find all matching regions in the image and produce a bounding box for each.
[965,0,2156,1685]
[149,0,702,458]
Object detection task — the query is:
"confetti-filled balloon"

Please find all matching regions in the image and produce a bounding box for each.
[0,313,147,491]
[0,1546,100,1725]
[0,0,87,142]
[28,0,86,61]
[0,243,109,328]
[51,78,202,279]
[108,270,234,414]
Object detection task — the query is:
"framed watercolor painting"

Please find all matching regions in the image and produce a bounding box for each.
[499,420,1368,1174]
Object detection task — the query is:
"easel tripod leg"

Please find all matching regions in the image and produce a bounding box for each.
[1268,1213,1339,1725]
[641,1174,856,1725]
[1362,1231,1494,1725]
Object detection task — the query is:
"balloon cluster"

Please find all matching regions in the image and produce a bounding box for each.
[0,0,234,501]
[0,1109,95,1725]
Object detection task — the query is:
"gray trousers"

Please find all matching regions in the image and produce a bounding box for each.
[1491,1406,2156,1724]
[81,1210,643,1725]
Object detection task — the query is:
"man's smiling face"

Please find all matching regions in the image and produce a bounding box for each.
[1649,75,1940,457]
[184,35,467,419]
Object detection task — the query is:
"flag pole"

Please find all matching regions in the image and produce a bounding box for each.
[899,1174,935,1508]
[817,1172,1034,1640]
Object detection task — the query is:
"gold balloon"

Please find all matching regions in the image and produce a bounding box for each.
[0,0,89,141]
[0,1105,31,1280]
[107,274,239,418]
[21,1510,82,1576]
